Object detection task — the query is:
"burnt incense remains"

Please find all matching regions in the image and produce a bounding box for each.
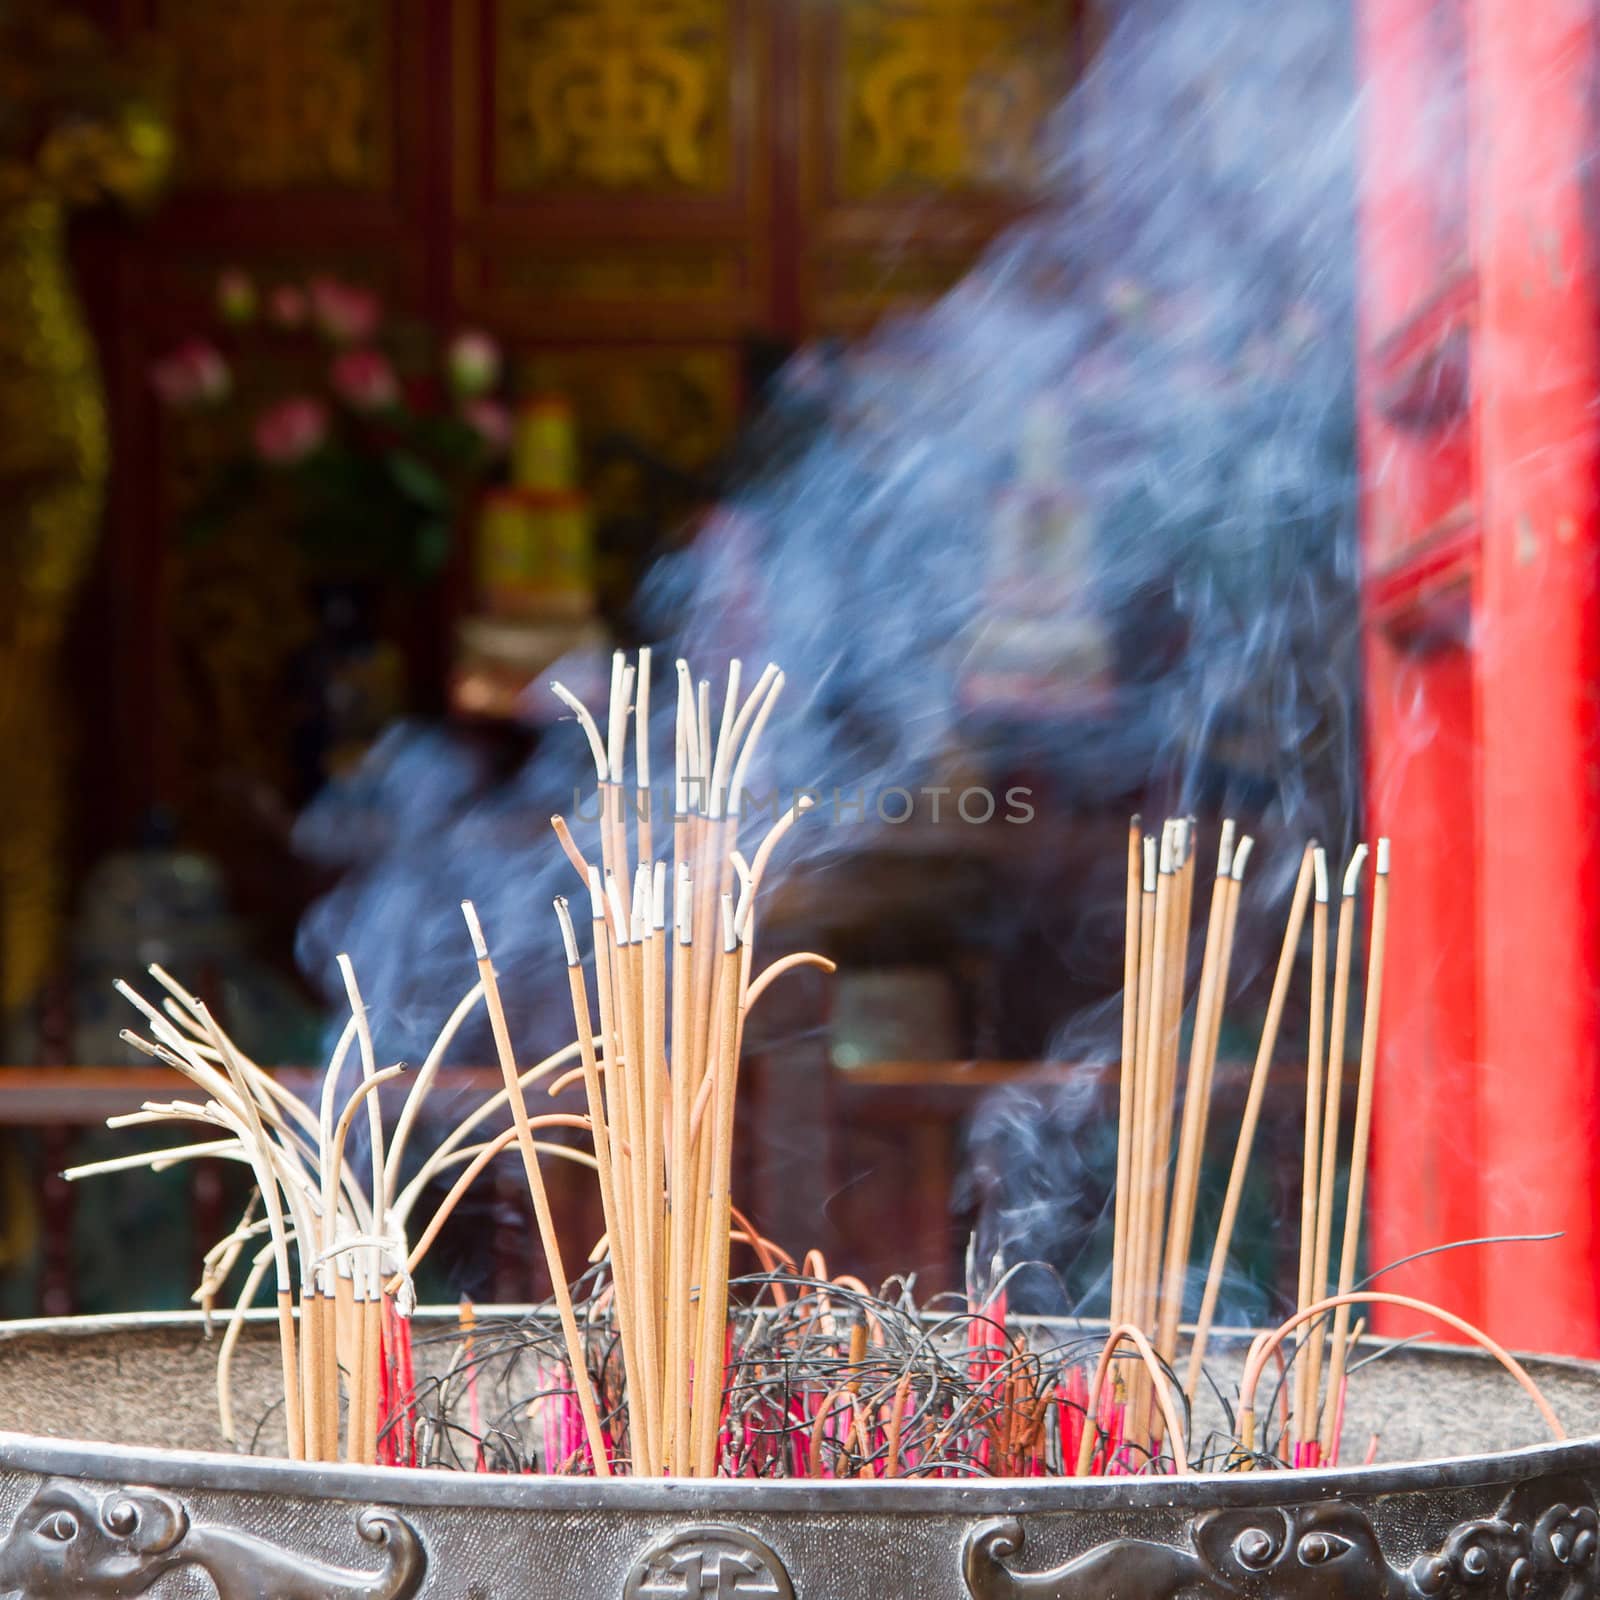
[74,655,1559,1478]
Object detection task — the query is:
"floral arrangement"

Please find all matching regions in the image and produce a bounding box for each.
[150,271,511,583]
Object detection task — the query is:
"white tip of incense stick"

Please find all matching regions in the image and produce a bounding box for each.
[635,647,652,789]
[731,851,754,937]
[726,668,785,819]
[1143,835,1157,891]
[461,900,489,960]
[652,860,667,929]
[553,898,580,967]
[1231,835,1255,881]
[1342,842,1369,897]
[676,864,693,944]
[586,865,607,922]
[1158,821,1175,874]
[631,863,650,940]
[549,681,609,779]
[113,978,157,1019]
[707,658,744,821]
[605,872,632,946]
[608,664,636,784]
[1313,847,1329,903]
[1217,818,1236,878]
[674,658,698,811]
[721,893,738,953]
[696,679,713,790]
[1376,837,1391,875]
[335,950,363,1002]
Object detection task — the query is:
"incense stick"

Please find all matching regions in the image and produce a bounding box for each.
[1186,843,1316,1400]
[1321,838,1390,1457]
[463,899,610,1475]
[1306,843,1366,1437]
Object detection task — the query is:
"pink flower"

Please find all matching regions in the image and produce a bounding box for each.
[330,348,400,412]
[448,329,501,396]
[149,340,231,407]
[216,268,257,323]
[462,397,512,453]
[269,284,308,328]
[309,275,382,344]
[253,396,329,464]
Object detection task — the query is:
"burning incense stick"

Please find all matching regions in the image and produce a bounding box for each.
[1321,837,1390,1458]
[1306,843,1367,1436]
[1292,847,1329,1451]
[463,899,610,1475]
[1185,843,1316,1401]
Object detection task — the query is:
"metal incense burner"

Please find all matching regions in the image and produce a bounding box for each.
[0,1309,1598,1599]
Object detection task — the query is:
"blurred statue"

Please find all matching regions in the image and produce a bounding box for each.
[0,3,169,1019]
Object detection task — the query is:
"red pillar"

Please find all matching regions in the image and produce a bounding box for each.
[1359,0,1484,1332]
[1472,0,1600,1354]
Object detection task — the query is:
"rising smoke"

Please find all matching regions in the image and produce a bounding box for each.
[296,0,1364,1312]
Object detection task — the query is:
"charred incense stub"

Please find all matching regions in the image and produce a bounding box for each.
[0,1480,426,1600]
[962,1475,1600,1600]
[623,1525,794,1600]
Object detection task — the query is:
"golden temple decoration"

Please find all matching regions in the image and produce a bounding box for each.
[158,0,388,189]
[842,0,1061,195]
[0,6,171,1014]
[495,0,731,191]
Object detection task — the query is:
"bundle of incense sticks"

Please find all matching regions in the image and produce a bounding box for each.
[75,650,830,1477]
[1093,816,1392,1470]
[73,950,612,1465]
[542,649,834,1475]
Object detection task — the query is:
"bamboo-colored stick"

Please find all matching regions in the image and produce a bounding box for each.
[635,646,654,870]
[668,866,695,1472]
[1110,817,1142,1330]
[1131,824,1176,1348]
[1321,838,1390,1458]
[693,901,743,1475]
[1185,844,1316,1401]
[463,900,610,1475]
[1292,848,1329,1450]
[558,893,642,1469]
[615,879,660,1473]
[1146,822,1194,1323]
[1124,835,1159,1328]
[1156,821,1235,1362]
[1307,843,1367,1437]
[1185,838,1252,1214]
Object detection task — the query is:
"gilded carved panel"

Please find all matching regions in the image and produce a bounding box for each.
[493,0,732,191]
[159,0,390,189]
[841,0,1063,195]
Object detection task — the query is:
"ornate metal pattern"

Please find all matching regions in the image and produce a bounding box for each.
[494,0,731,190]
[963,1475,1600,1600]
[842,0,1062,195]
[0,1480,425,1599]
[159,0,389,189]
[623,1524,794,1600]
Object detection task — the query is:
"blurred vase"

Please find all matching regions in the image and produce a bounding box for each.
[0,192,110,1015]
